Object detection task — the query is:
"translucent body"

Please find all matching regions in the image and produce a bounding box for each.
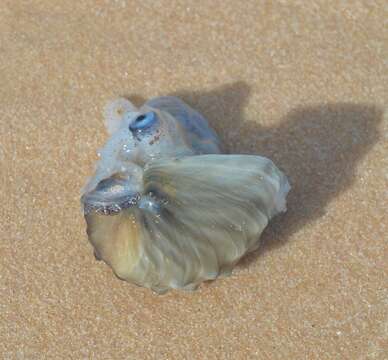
[82,97,290,293]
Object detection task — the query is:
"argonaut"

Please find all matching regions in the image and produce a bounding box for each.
[81,96,290,293]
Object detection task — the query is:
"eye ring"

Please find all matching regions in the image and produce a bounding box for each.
[129,112,157,132]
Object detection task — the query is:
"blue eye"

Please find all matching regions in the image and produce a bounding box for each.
[129,111,157,132]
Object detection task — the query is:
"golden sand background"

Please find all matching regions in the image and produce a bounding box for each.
[1,1,387,358]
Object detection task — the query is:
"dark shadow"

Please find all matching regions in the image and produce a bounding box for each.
[125,94,146,108]
[127,82,383,266]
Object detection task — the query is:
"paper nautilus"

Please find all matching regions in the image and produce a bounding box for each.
[81,96,290,293]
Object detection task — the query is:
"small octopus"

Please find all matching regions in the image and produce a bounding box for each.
[81,96,290,293]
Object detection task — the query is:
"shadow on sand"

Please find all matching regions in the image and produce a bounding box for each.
[127,81,383,267]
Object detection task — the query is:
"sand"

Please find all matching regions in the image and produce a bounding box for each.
[1,1,387,359]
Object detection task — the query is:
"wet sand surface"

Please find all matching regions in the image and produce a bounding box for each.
[1,1,387,359]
